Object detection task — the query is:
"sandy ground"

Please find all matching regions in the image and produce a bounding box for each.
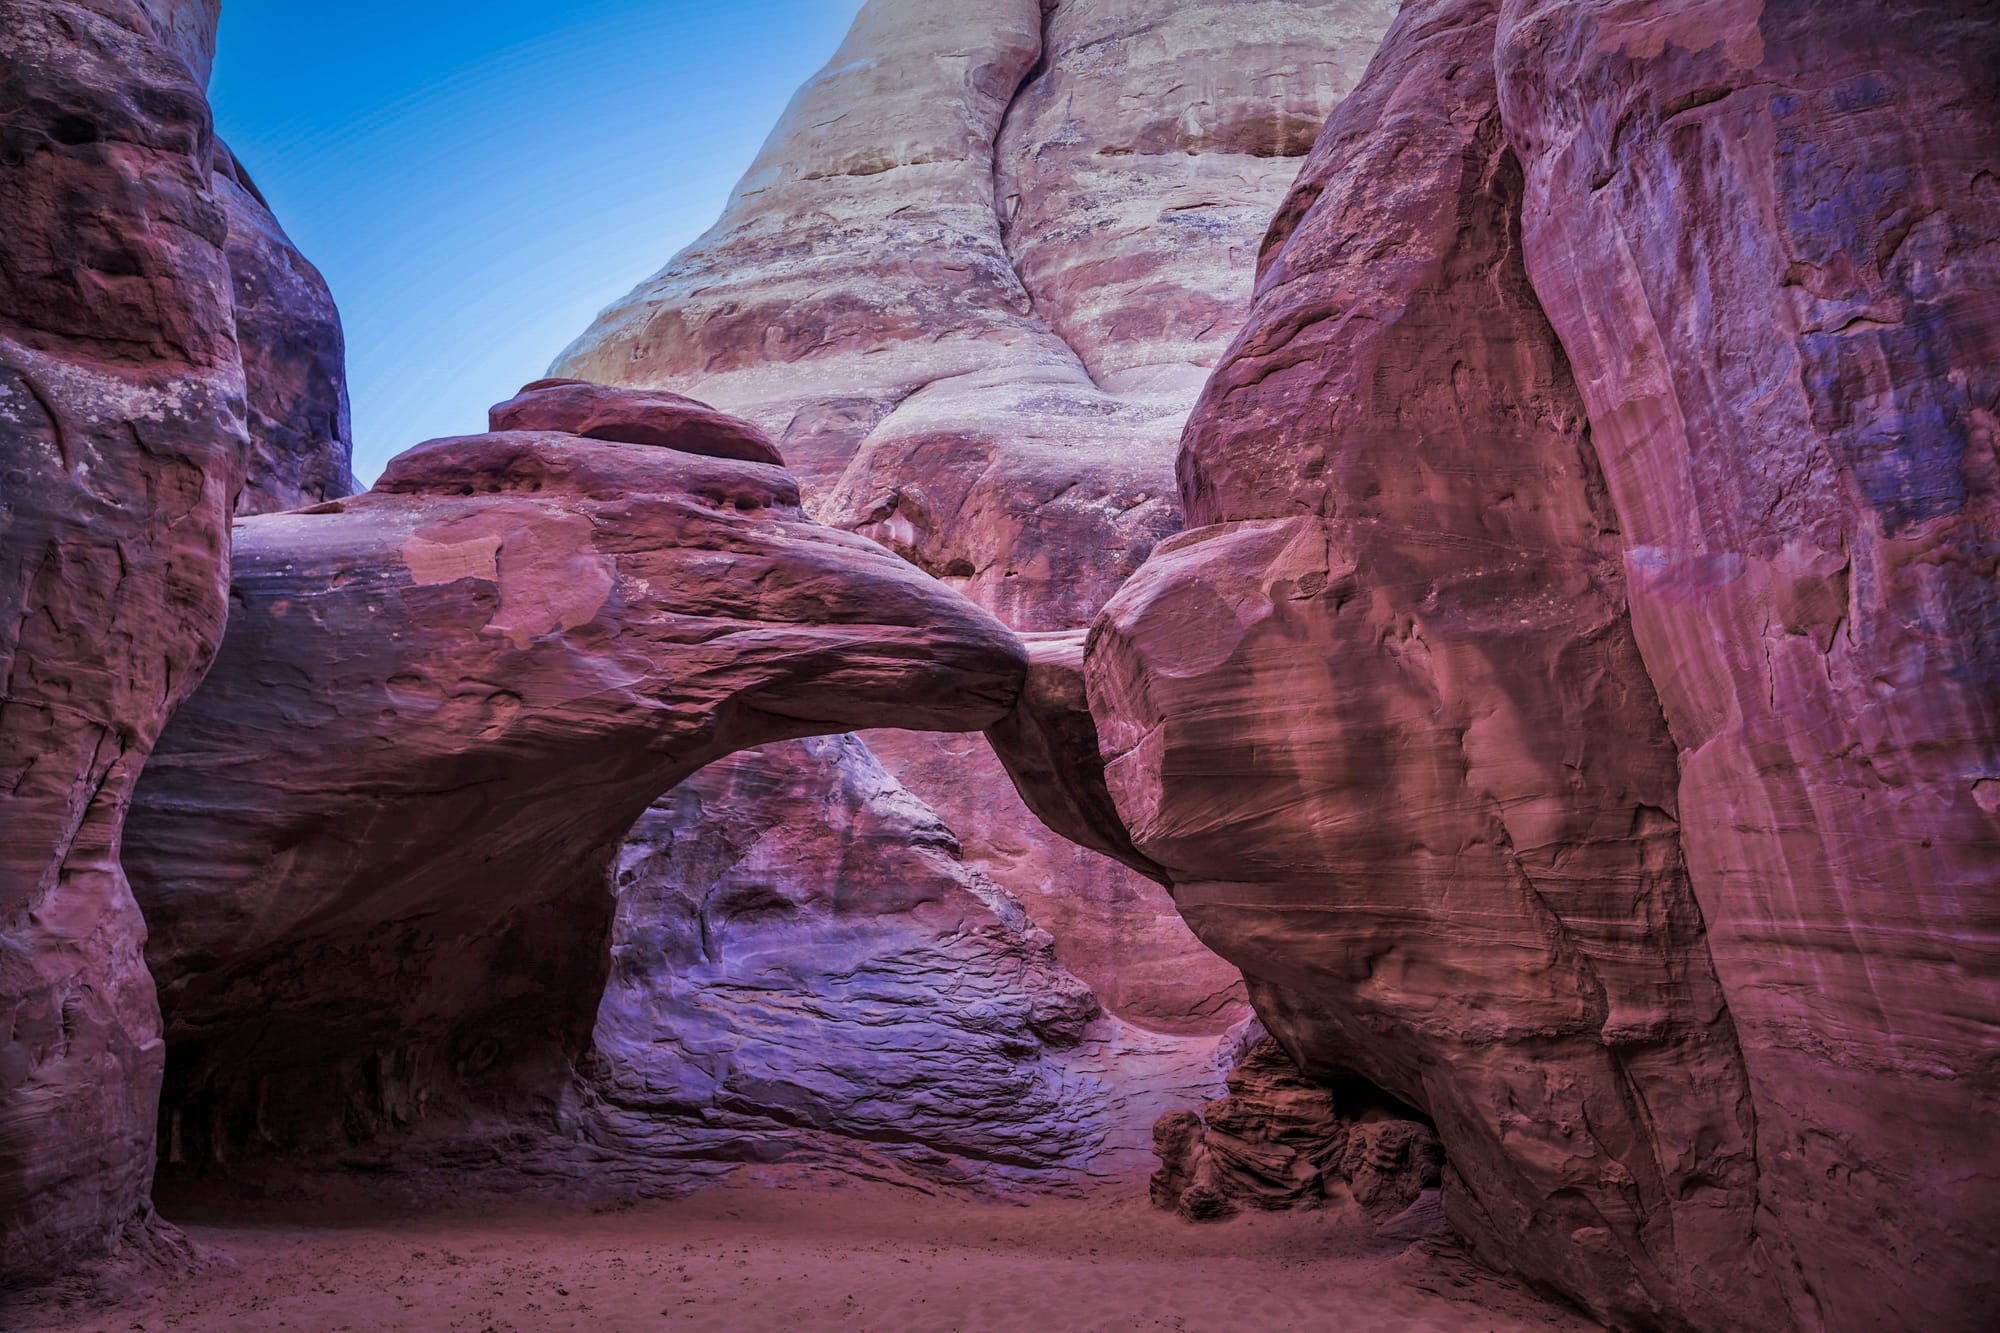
[12,1179,1600,1332]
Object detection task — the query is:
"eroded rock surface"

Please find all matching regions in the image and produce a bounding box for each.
[1,0,355,1277]
[126,395,1027,1176]
[1496,2,2000,1325]
[214,142,355,514]
[1,0,245,1282]
[1150,1035,1442,1225]
[1029,0,2000,1328]
[1084,1,1768,1326]
[547,1,1401,1170]
[592,735,1134,1186]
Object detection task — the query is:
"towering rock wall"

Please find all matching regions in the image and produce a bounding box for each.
[213,142,355,514]
[0,0,241,1282]
[1494,1,2000,1325]
[1021,0,1999,1327]
[0,0,237,1280]
[551,0,1397,1180]
[559,0,1392,619]
[0,0,354,1280]
[1086,2,1766,1325]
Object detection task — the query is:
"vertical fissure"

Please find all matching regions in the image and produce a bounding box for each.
[987,0,1108,394]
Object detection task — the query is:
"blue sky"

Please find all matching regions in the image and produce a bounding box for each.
[210,0,866,485]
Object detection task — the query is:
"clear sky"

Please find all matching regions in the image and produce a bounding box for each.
[209,0,866,485]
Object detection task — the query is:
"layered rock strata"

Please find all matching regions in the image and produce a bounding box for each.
[1013,0,1999,1328]
[125,394,1027,1174]
[558,0,1396,620]
[550,0,1401,1173]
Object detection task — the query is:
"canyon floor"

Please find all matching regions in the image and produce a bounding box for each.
[13,1176,1598,1332]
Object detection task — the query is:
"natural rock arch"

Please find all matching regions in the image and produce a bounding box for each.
[125,394,1029,1177]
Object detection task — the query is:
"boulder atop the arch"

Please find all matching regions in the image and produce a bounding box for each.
[489,378,786,467]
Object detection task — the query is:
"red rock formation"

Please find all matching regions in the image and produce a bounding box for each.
[1495,2,2000,1326]
[1150,1035,1443,1224]
[0,0,246,1282]
[1000,0,1998,1326]
[16,0,1984,1324]
[1080,1,1770,1326]
[490,379,783,466]
[213,141,355,514]
[124,397,1028,1174]
[549,1,1402,1134]
[986,631,1168,886]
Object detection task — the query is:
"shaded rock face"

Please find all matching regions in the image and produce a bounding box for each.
[125,400,1028,1176]
[549,0,1398,1179]
[1495,2,2000,1326]
[1150,1035,1442,1224]
[985,631,1168,888]
[1023,0,2000,1328]
[213,142,355,514]
[590,735,1111,1185]
[0,0,245,1283]
[1,0,355,1277]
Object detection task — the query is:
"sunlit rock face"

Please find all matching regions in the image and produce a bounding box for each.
[126,398,1028,1179]
[549,0,1399,1181]
[1018,0,1999,1328]
[0,0,344,1281]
